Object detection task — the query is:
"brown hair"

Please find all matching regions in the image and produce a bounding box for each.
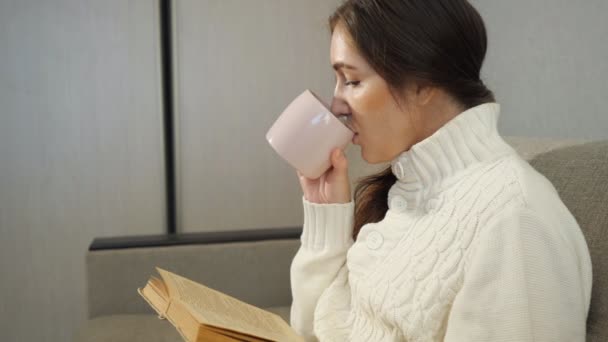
[328,0,495,239]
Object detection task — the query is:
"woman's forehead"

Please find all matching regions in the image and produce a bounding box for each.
[330,25,368,71]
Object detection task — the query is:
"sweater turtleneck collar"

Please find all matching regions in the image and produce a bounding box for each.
[387,102,515,212]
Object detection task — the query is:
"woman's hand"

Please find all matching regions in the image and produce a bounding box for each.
[297,148,351,204]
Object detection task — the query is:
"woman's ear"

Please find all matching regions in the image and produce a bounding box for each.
[415,83,436,106]
[402,81,436,107]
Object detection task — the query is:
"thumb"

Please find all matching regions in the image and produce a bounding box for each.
[331,148,348,172]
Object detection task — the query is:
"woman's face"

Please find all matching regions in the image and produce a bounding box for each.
[330,23,423,164]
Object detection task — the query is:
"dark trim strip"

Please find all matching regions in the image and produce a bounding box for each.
[89,227,302,251]
[160,0,177,234]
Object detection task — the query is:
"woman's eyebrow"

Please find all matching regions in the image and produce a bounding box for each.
[332,62,358,71]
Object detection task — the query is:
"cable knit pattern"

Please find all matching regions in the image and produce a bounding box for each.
[290,103,592,341]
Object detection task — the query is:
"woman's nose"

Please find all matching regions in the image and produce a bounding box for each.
[330,96,350,116]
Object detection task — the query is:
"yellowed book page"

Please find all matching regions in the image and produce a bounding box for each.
[156,268,303,342]
[205,326,269,342]
[139,278,198,342]
[165,300,201,342]
[149,276,169,299]
[197,327,242,342]
[137,282,169,319]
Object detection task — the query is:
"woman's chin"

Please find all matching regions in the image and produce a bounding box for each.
[360,147,392,165]
[359,147,374,163]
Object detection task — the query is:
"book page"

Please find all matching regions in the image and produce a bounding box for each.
[205,326,268,342]
[156,268,300,342]
[149,276,169,299]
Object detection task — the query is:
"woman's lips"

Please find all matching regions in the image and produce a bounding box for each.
[334,114,358,143]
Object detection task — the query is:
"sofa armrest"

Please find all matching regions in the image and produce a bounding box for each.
[86,227,302,319]
[503,136,589,160]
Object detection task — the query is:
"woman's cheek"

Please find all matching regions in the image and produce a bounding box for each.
[358,81,392,114]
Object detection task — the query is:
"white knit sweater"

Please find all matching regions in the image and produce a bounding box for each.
[289,103,592,342]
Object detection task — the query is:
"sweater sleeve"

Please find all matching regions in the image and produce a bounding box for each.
[290,196,355,341]
[444,206,592,342]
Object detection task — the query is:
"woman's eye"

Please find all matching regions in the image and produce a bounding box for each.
[345,80,360,87]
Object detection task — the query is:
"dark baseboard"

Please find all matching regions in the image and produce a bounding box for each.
[89,226,302,251]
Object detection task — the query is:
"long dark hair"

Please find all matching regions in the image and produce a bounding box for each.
[329,0,495,239]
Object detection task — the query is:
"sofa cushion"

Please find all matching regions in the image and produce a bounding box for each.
[75,306,291,342]
[530,140,608,342]
[75,315,182,342]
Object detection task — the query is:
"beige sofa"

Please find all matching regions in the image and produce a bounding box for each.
[76,137,608,341]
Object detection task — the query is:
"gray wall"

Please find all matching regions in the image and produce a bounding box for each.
[0,1,165,341]
[472,0,608,139]
[173,0,345,232]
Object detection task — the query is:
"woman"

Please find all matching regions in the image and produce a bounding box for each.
[290,0,592,341]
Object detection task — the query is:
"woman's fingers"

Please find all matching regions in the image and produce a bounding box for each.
[330,149,349,181]
[297,170,314,186]
[296,149,350,203]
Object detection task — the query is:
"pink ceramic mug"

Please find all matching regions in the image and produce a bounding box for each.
[266,89,354,179]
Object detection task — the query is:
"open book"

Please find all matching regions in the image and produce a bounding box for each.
[137,267,304,342]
